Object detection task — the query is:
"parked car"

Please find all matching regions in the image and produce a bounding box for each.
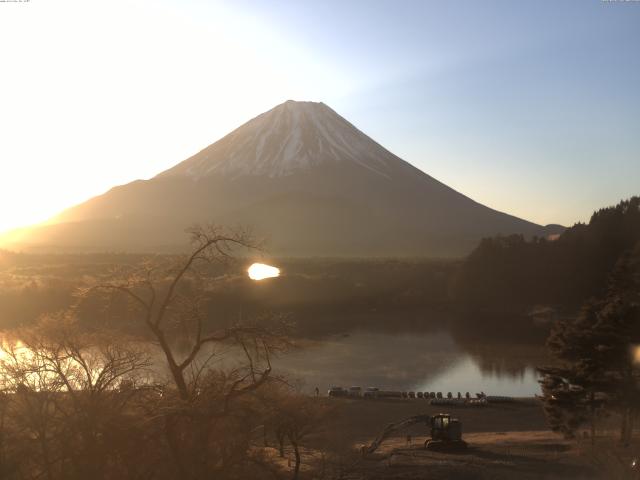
[363,387,379,399]
[348,386,362,397]
[328,386,347,397]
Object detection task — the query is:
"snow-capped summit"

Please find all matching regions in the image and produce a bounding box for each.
[158,100,393,179]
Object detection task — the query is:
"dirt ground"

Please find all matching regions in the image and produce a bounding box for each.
[349,430,593,479]
[329,397,550,440]
[281,397,640,479]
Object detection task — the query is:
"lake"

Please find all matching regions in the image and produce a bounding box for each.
[0,319,548,398]
[273,330,546,397]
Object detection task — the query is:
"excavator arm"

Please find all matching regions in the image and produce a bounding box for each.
[363,414,431,455]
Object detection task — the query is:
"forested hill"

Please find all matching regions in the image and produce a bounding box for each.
[453,196,640,309]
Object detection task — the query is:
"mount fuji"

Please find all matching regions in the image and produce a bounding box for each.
[7,100,562,256]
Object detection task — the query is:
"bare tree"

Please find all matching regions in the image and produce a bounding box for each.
[80,225,289,399]
[260,386,331,480]
[0,225,294,479]
[78,225,292,479]
[0,314,152,480]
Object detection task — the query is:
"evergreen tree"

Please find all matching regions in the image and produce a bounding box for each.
[538,243,640,443]
[455,196,640,308]
[539,300,609,441]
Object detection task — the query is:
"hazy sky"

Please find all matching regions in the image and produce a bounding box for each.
[1,0,638,232]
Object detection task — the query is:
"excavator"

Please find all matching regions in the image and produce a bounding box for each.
[363,413,467,456]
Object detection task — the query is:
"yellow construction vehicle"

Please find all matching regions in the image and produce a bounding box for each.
[425,413,467,451]
[363,413,467,456]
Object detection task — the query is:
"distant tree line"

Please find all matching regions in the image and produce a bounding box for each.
[0,251,457,334]
[453,197,640,310]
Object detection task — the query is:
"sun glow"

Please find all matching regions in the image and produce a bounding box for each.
[0,1,355,235]
[247,263,280,281]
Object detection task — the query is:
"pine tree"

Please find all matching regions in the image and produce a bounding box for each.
[539,300,609,441]
[538,243,640,444]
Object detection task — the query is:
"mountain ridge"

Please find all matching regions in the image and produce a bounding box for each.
[1,100,564,257]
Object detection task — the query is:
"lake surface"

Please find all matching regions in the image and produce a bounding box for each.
[0,321,548,398]
[273,330,545,397]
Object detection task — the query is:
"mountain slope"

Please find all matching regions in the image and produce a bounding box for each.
[5,100,562,256]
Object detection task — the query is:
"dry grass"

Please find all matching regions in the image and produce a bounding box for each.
[288,398,640,479]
